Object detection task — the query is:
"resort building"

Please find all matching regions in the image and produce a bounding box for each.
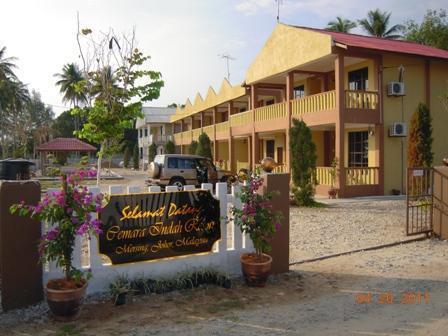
[136,106,176,167]
[170,24,448,197]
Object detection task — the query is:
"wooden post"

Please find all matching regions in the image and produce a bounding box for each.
[229,137,235,173]
[375,56,385,195]
[335,54,346,195]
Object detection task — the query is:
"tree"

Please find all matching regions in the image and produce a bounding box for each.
[123,146,131,168]
[408,103,433,167]
[289,119,317,206]
[132,144,139,170]
[402,9,448,50]
[52,110,83,138]
[195,133,212,159]
[55,63,87,132]
[68,23,164,184]
[358,9,403,39]
[148,142,157,162]
[188,140,198,154]
[165,140,175,154]
[326,16,357,33]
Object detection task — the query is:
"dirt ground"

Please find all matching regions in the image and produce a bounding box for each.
[2,198,448,335]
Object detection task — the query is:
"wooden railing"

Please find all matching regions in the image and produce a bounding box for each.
[230,110,253,127]
[215,121,229,133]
[202,125,214,138]
[316,167,335,186]
[292,90,336,116]
[254,102,286,122]
[192,128,202,141]
[345,167,379,185]
[345,90,379,110]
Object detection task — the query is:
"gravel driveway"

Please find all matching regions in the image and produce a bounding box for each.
[290,198,414,262]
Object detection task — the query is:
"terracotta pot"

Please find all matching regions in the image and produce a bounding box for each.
[328,188,338,199]
[45,279,87,321]
[240,253,272,287]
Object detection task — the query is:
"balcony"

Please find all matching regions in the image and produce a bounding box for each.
[255,102,286,121]
[230,110,253,127]
[202,125,214,138]
[292,90,336,116]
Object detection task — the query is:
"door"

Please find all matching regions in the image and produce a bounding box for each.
[277,147,283,164]
[266,140,275,159]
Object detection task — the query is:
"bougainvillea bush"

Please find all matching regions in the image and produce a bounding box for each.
[230,172,282,260]
[10,169,103,284]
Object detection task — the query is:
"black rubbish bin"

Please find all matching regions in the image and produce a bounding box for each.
[0,159,35,180]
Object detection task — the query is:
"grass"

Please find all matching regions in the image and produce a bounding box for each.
[207,298,245,314]
[55,324,85,336]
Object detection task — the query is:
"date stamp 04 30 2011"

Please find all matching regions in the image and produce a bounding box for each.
[355,290,430,305]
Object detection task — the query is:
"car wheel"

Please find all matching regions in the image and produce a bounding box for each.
[170,177,185,191]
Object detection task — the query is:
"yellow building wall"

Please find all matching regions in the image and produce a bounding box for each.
[216,141,229,161]
[311,131,325,166]
[382,55,426,194]
[235,138,249,169]
[260,134,286,164]
[430,60,448,166]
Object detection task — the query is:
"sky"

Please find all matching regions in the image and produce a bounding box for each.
[0,0,445,116]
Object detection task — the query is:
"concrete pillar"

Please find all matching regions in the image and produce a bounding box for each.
[251,133,259,170]
[261,173,290,274]
[229,137,235,173]
[335,54,346,194]
[285,72,294,173]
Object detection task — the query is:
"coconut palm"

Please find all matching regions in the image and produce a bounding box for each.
[326,17,357,33]
[358,9,403,39]
[55,63,87,107]
[0,46,18,81]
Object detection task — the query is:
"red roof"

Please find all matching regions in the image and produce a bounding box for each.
[37,138,97,152]
[294,25,448,60]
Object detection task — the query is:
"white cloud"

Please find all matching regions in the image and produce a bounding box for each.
[235,0,273,16]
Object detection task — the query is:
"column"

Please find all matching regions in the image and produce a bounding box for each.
[251,133,259,170]
[335,54,346,194]
[247,136,252,168]
[285,72,294,172]
[213,107,218,161]
[229,137,235,173]
[374,56,384,194]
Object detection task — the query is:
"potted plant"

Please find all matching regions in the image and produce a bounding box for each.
[328,157,339,199]
[230,172,282,287]
[10,169,102,321]
[109,275,132,306]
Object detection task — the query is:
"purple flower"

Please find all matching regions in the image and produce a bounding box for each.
[71,217,79,225]
[76,222,89,235]
[45,227,59,241]
[275,222,281,231]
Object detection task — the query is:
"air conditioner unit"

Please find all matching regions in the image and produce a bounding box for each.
[389,122,407,137]
[387,82,405,96]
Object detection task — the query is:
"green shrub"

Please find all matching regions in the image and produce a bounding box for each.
[289,119,317,206]
[165,140,175,154]
[188,140,198,155]
[148,143,157,162]
[133,145,139,170]
[196,133,212,159]
[123,147,131,168]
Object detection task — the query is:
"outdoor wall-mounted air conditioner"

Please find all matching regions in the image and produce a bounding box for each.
[387,82,405,96]
[389,122,407,137]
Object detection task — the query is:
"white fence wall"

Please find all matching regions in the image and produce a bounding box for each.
[43,183,253,294]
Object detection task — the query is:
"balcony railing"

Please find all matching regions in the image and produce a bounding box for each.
[345,167,379,185]
[345,90,378,110]
[292,90,336,116]
[254,102,286,122]
[192,128,202,141]
[173,133,182,144]
[215,121,229,133]
[316,167,335,186]
[202,125,214,138]
[230,110,253,127]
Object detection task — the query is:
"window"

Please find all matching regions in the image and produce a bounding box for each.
[139,129,143,138]
[139,147,143,159]
[348,67,368,91]
[160,126,164,135]
[294,85,305,99]
[348,131,369,167]
[167,158,196,169]
[144,129,148,137]
[266,140,275,159]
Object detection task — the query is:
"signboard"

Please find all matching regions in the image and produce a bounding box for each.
[99,190,221,265]
[413,169,424,177]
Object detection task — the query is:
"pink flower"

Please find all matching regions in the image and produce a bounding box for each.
[45,227,59,241]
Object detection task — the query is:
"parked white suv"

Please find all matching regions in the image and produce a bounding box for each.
[147,154,232,189]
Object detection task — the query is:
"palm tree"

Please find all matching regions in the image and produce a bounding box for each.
[358,9,403,39]
[55,63,87,106]
[326,17,357,33]
[0,46,18,82]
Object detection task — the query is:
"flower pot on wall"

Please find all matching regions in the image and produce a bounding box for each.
[240,253,273,287]
[45,279,87,321]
